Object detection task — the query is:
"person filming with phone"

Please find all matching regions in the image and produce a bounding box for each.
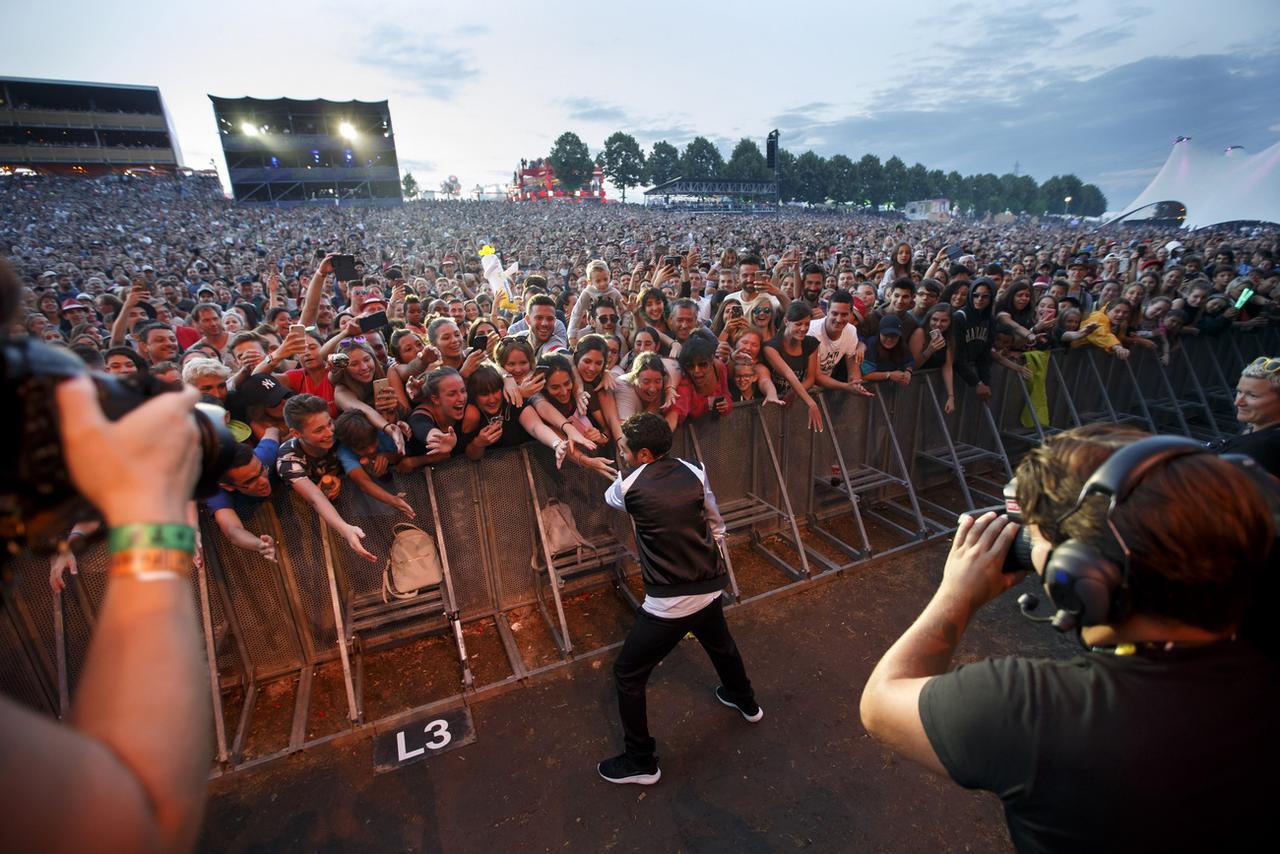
[860,423,1277,852]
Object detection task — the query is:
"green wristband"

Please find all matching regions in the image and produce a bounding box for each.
[109,524,196,555]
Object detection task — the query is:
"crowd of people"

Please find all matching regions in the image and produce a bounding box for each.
[3,172,1279,852]
[3,173,1278,573]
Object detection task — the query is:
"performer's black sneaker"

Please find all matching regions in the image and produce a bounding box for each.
[598,753,661,785]
[716,686,764,722]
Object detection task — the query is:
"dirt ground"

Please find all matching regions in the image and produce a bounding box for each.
[199,534,1075,853]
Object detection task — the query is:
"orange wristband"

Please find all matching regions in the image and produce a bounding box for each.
[109,549,193,583]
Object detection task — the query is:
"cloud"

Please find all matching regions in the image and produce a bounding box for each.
[775,48,1280,206]
[559,97,629,123]
[358,25,480,100]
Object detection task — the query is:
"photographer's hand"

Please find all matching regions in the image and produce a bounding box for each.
[57,375,200,525]
[0,375,212,854]
[860,512,1020,779]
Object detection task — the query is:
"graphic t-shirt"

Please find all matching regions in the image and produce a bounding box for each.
[807,317,859,377]
[276,437,344,499]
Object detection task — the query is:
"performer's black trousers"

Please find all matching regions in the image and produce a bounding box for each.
[613,596,755,765]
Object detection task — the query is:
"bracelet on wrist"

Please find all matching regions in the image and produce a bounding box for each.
[110,548,193,583]
[108,523,195,555]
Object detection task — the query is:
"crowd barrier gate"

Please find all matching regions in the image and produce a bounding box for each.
[3,329,1277,771]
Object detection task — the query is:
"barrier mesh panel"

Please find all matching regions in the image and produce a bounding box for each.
[0,606,49,714]
[476,448,540,611]
[271,490,338,653]
[200,507,302,680]
[422,458,495,619]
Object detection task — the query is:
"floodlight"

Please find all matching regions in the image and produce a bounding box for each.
[240,122,259,136]
[338,121,357,140]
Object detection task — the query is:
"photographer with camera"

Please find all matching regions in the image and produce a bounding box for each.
[1,258,213,851]
[860,423,1276,852]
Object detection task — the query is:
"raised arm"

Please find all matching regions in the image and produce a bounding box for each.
[299,253,335,328]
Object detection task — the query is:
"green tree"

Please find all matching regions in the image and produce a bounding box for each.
[680,136,726,179]
[882,156,908,207]
[827,154,857,203]
[599,131,646,202]
[906,162,930,201]
[775,148,797,200]
[857,154,884,207]
[1077,184,1108,216]
[646,140,681,185]
[791,151,830,203]
[547,131,594,192]
[401,172,419,200]
[724,138,771,181]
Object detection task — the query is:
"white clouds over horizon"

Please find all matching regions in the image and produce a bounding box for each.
[1,0,1277,205]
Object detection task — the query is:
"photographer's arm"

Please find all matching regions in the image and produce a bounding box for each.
[1,377,209,853]
[860,513,1020,777]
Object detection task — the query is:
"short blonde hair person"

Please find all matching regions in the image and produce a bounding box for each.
[1241,355,1280,389]
[586,259,610,280]
[182,357,230,386]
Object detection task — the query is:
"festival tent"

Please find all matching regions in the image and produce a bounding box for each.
[1109,137,1280,229]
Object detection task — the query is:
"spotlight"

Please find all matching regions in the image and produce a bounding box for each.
[241,122,259,136]
[338,121,357,140]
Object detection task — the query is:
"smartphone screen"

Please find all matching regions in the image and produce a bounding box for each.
[359,310,388,332]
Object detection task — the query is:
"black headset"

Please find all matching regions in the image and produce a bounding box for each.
[1041,435,1208,632]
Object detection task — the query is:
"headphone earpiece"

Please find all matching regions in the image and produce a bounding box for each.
[1042,539,1125,629]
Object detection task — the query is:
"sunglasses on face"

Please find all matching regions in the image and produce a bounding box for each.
[597,314,618,324]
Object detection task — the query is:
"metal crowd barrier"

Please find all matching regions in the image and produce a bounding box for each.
[3,327,1276,771]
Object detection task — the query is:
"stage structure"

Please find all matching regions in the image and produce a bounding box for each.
[511,158,605,201]
[643,177,778,213]
[210,96,401,205]
[0,77,181,176]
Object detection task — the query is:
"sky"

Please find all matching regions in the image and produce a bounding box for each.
[3,0,1279,210]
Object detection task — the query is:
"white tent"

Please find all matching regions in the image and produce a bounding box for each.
[1110,138,1280,229]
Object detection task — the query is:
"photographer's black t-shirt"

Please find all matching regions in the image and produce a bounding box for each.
[919,641,1278,853]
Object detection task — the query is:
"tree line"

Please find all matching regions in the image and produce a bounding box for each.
[545,131,1107,216]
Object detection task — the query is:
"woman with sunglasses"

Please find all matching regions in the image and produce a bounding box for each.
[1211,356,1280,477]
[746,295,777,340]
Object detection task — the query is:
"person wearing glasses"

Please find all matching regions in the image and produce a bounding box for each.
[1211,356,1280,476]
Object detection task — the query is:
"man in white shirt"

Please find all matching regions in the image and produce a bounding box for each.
[808,290,872,393]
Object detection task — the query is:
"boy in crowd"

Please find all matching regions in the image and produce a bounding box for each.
[276,394,376,561]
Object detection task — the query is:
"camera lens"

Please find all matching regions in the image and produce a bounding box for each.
[1003,525,1036,574]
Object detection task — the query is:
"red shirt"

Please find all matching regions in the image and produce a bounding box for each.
[674,359,732,424]
[283,369,338,417]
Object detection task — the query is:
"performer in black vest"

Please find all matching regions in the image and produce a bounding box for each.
[597,412,761,785]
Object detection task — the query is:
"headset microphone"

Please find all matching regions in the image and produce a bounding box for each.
[1017,593,1055,623]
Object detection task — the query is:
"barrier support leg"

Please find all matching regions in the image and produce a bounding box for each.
[195,547,230,764]
[318,520,360,724]
[522,447,574,657]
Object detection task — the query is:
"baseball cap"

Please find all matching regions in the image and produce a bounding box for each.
[362,292,387,307]
[59,298,86,313]
[879,314,903,336]
[228,373,294,413]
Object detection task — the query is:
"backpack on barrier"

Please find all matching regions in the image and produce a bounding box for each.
[533,498,600,571]
[383,522,444,602]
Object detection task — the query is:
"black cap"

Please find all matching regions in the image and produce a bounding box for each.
[228,373,293,415]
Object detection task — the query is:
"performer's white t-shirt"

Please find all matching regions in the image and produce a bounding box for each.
[642,591,721,619]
